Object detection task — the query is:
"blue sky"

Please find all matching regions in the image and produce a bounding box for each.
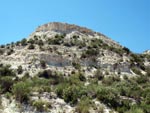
[0,0,149,53]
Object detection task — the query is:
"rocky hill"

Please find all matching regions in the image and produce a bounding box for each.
[0,22,150,113]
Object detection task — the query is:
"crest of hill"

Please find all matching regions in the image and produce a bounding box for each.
[35,22,121,48]
[36,22,101,36]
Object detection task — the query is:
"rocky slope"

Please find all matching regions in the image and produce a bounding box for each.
[0,22,150,113]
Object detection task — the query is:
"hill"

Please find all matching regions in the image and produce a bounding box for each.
[0,22,150,113]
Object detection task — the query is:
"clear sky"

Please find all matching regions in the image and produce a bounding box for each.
[0,0,149,53]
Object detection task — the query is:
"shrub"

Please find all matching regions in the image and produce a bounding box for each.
[73,35,79,39]
[32,100,51,112]
[123,47,131,54]
[40,60,46,69]
[31,77,51,86]
[81,48,99,58]
[37,39,44,46]
[76,97,92,113]
[63,85,78,105]
[28,44,35,49]
[97,87,119,108]
[0,45,5,48]
[38,70,53,79]
[0,76,14,93]
[136,75,149,84]
[79,72,86,82]
[48,34,64,45]
[125,107,144,113]
[0,49,4,55]
[146,67,150,77]
[16,41,20,46]
[0,64,16,77]
[21,38,27,46]
[68,72,84,85]
[90,39,103,48]
[55,83,67,98]
[131,67,142,75]
[72,61,81,70]
[102,76,120,85]
[7,49,14,55]
[5,92,12,99]
[12,81,31,103]
[86,48,99,56]
[27,38,35,44]
[94,69,104,80]
[130,54,143,63]
[17,65,23,74]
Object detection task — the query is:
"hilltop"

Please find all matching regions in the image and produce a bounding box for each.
[0,22,150,113]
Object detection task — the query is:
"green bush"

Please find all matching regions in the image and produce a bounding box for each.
[94,69,104,80]
[7,49,14,55]
[68,72,84,85]
[28,44,35,49]
[0,49,4,55]
[48,34,64,45]
[146,67,150,77]
[79,72,86,82]
[31,77,51,87]
[17,65,23,74]
[130,54,143,63]
[72,61,81,70]
[97,87,119,108]
[123,47,131,54]
[0,64,16,77]
[125,107,144,113]
[63,85,78,105]
[76,97,92,113]
[0,76,14,93]
[32,100,51,112]
[131,67,142,75]
[12,81,31,103]
[37,39,44,46]
[0,45,5,48]
[102,75,120,85]
[21,38,27,46]
[55,82,69,98]
[27,38,35,44]
[40,60,46,69]
[136,75,149,84]
[90,39,103,48]
[86,48,99,56]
